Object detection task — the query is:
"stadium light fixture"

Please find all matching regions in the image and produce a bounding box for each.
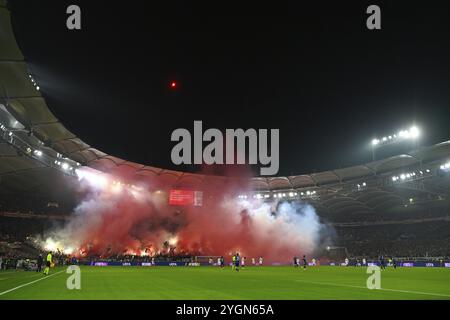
[392,168,433,184]
[410,126,420,138]
[440,162,450,171]
[370,125,421,160]
[356,182,367,190]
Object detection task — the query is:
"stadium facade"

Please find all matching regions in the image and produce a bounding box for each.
[1,1,450,259]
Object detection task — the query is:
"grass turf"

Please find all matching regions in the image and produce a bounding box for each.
[0,266,449,300]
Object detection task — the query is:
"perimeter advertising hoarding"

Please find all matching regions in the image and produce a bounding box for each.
[90,261,205,266]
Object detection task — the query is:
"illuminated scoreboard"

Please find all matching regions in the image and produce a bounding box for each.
[169,190,203,206]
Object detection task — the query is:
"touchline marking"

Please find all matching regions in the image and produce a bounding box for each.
[0,270,65,296]
[294,279,450,298]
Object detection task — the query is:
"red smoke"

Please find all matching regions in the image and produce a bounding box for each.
[50,166,326,263]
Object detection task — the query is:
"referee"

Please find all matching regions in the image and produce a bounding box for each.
[43,251,52,275]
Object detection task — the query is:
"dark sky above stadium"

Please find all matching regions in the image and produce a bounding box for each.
[7,0,450,176]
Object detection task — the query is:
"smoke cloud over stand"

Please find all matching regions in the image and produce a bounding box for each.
[41,167,332,263]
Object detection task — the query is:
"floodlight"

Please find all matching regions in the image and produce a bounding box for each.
[410,126,420,138]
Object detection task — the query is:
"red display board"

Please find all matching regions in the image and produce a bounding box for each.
[169,190,203,206]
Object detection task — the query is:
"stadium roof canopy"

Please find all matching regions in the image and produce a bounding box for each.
[1,1,450,215]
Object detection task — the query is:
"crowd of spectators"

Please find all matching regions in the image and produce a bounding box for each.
[0,195,74,216]
[320,206,450,224]
[334,220,450,258]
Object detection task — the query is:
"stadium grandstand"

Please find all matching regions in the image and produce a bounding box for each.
[1,0,450,267]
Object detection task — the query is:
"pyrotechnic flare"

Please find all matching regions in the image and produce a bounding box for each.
[40,167,332,263]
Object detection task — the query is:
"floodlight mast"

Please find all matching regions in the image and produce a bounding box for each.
[370,126,420,161]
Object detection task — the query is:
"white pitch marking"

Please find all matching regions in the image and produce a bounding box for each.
[0,270,65,296]
[295,279,450,298]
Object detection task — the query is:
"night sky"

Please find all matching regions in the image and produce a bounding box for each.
[7,0,450,176]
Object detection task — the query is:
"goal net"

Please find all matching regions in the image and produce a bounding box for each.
[194,256,222,265]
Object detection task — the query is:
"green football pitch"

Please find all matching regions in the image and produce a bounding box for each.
[1,266,450,300]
